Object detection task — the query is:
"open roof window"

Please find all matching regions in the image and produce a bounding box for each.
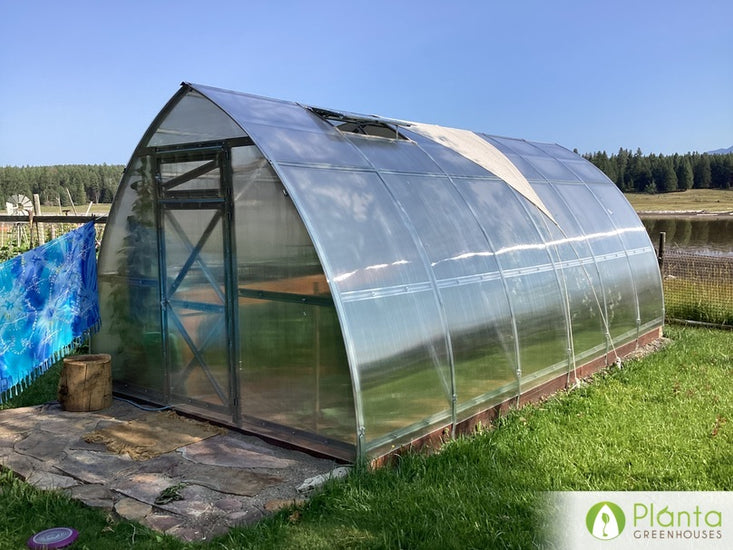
[307,106,409,140]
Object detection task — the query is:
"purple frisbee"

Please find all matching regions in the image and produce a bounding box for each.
[27,527,79,549]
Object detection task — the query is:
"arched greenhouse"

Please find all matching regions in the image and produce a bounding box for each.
[93,83,664,462]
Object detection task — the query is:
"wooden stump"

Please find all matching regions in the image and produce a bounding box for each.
[58,354,113,412]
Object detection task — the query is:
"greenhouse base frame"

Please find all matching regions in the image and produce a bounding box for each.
[370,326,663,468]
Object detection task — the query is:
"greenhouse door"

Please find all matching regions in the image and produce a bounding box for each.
[154,144,239,418]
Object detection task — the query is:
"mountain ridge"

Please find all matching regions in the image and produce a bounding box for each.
[707,145,733,155]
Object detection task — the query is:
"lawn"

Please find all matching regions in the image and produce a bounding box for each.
[1,325,731,549]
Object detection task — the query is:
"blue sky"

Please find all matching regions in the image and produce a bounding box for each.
[1,0,731,166]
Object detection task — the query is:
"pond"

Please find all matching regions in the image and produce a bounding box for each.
[641,215,733,257]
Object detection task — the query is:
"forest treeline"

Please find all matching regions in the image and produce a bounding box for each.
[1,151,731,208]
[0,164,124,208]
[583,149,733,193]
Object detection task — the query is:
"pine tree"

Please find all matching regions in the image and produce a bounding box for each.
[656,157,678,192]
[630,149,654,192]
[675,157,694,190]
[693,154,712,189]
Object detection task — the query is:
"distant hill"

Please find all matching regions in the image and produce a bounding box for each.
[707,145,733,154]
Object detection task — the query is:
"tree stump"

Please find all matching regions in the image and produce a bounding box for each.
[58,354,113,412]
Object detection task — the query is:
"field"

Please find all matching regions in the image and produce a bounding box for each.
[624,188,733,213]
[11,188,733,222]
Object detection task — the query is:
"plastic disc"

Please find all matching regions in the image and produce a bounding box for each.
[27,527,79,549]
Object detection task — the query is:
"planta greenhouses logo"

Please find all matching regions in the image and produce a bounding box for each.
[586,501,626,540]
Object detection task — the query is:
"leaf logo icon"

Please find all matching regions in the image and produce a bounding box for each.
[586,501,626,540]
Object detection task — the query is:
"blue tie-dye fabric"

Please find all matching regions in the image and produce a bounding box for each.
[0,222,100,402]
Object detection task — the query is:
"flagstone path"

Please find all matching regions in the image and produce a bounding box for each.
[0,400,348,542]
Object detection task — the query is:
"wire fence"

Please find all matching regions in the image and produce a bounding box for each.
[658,243,733,328]
[0,215,106,262]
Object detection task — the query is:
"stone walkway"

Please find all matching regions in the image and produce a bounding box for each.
[0,400,348,542]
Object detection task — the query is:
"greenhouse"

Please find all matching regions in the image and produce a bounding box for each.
[94,82,664,462]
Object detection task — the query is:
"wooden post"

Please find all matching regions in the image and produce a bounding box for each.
[32,194,45,245]
[58,354,113,411]
[657,232,666,270]
[64,187,78,215]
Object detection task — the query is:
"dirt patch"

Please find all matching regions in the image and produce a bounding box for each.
[621,337,671,362]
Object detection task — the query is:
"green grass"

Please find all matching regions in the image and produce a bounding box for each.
[1,325,731,549]
[665,277,733,326]
[0,469,184,550]
[662,254,733,326]
[0,362,63,411]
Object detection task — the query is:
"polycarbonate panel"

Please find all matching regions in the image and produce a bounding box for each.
[239,298,355,444]
[162,207,230,406]
[96,158,152,275]
[440,282,517,409]
[529,141,582,161]
[485,136,544,157]
[480,137,547,181]
[596,256,640,340]
[633,253,665,324]
[588,184,655,250]
[554,184,626,256]
[506,270,569,378]
[245,122,371,169]
[231,146,322,285]
[523,155,583,182]
[560,159,610,184]
[583,185,662,329]
[455,178,552,270]
[554,264,607,358]
[159,159,221,193]
[479,135,582,183]
[190,84,326,132]
[530,182,608,358]
[530,182,599,262]
[382,173,501,279]
[94,157,163,395]
[453,178,569,378]
[344,292,451,447]
[533,236,607,360]
[498,151,548,181]
[231,145,356,447]
[147,91,246,147]
[277,166,430,292]
[380,173,518,409]
[553,183,639,340]
[276,164,453,450]
[345,135,443,174]
[96,277,164,394]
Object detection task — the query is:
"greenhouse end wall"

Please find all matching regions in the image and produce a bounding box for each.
[94,83,664,462]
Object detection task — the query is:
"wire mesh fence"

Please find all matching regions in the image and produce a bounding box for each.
[0,217,106,262]
[660,249,733,328]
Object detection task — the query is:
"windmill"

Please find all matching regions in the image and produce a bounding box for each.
[6,194,33,216]
[5,194,33,247]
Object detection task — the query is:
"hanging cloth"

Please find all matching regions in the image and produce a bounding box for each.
[0,221,100,403]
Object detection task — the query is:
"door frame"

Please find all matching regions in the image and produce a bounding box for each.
[151,139,245,421]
